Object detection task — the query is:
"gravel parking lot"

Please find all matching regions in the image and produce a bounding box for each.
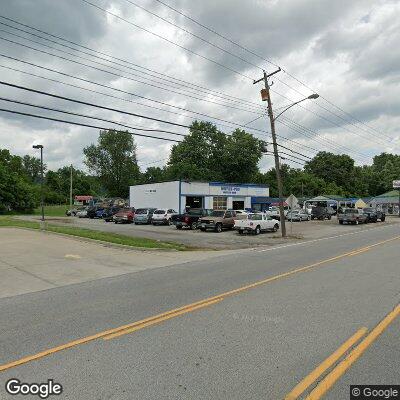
[19,215,399,250]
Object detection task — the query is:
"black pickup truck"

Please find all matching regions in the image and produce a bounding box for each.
[363,207,386,222]
[173,208,213,230]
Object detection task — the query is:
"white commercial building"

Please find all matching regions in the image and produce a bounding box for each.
[129,180,269,213]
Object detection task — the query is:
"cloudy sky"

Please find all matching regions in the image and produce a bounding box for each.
[0,0,399,172]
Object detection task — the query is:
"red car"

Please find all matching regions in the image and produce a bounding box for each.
[113,207,135,224]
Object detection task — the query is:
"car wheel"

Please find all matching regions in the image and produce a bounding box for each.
[190,222,197,230]
[215,223,222,233]
[168,219,172,226]
[254,225,261,235]
[339,220,343,224]
[381,217,385,222]
[238,230,244,235]
[200,227,206,232]
[176,225,182,230]
[273,224,279,232]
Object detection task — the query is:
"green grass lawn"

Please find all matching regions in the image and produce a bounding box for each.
[0,217,190,251]
[33,205,69,217]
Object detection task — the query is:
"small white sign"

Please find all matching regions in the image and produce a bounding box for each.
[285,194,298,209]
[393,180,400,189]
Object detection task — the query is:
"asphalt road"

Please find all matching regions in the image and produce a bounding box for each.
[0,223,399,399]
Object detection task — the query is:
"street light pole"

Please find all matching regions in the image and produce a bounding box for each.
[253,69,319,238]
[33,144,44,222]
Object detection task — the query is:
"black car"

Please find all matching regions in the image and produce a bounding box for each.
[311,206,331,220]
[102,207,121,222]
[363,207,385,222]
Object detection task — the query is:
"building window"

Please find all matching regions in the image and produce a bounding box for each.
[213,196,227,210]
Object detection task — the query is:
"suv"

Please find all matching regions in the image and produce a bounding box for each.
[152,209,178,225]
[134,208,157,225]
[198,210,240,233]
[311,206,331,220]
[338,208,367,225]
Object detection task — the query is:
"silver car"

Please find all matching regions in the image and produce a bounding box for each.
[286,210,310,221]
[134,208,157,224]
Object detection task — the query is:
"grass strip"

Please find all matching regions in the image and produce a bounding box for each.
[0,217,190,251]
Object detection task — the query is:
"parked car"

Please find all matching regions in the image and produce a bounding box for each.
[87,206,105,219]
[102,206,121,222]
[198,210,246,232]
[65,208,79,216]
[175,208,213,230]
[338,208,367,225]
[113,207,135,224]
[286,210,311,221]
[134,208,157,225]
[151,208,178,225]
[363,207,385,222]
[265,206,289,220]
[76,207,89,218]
[234,213,280,235]
[233,209,249,217]
[311,206,331,220]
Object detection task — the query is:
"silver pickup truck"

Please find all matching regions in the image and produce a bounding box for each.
[338,208,367,225]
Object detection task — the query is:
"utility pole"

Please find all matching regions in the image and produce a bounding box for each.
[70,164,73,210]
[254,68,287,237]
[33,144,44,222]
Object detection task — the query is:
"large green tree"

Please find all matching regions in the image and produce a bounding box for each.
[0,149,37,212]
[166,121,262,182]
[84,130,140,197]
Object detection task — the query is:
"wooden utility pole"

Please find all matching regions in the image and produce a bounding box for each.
[254,68,287,237]
[70,164,73,210]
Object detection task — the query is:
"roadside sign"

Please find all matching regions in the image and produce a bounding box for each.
[285,194,298,209]
[393,180,400,189]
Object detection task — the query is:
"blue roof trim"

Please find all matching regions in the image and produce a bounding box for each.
[208,181,269,188]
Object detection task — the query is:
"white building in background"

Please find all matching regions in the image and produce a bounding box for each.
[129,180,269,213]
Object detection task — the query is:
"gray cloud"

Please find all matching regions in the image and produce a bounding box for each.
[0,0,399,172]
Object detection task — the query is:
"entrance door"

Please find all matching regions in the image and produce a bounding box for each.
[232,200,245,210]
[185,196,203,209]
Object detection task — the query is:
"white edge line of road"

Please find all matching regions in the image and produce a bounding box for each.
[255,223,397,253]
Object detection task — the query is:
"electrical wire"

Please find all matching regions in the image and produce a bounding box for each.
[153,0,388,139]
[0,15,264,110]
[0,108,181,142]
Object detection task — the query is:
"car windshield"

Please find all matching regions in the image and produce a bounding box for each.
[248,214,262,220]
[363,208,373,212]
[154,210,166,214]
[288,211,299,214]
[210,211,225,217]
[345,209,357,214]
[135,209,148,214]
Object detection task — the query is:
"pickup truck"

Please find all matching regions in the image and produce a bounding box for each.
[234,213,280,235]
[198,210,246,232]
[174,208,213,230]
[338,208,367,225]
[265,206,289,220]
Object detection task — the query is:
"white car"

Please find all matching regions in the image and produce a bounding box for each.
[76,208,88,218]
[234,213,280,235]
[151,208,178,225]
[265,206,289,220]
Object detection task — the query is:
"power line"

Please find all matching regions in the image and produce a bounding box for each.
[0,15,264,111]
[0,108,181,143]
[0,35,263,116]
[0,96,187,138]
[153,0,388,140]
[0,62,320,156]
[80,0,253,81]
[0,29,265,115]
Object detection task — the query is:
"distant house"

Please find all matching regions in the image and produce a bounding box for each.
[369,190,400,215]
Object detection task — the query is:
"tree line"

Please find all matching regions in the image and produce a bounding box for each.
[1,121,399,212]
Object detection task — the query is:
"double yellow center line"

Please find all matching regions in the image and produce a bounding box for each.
[285,304,400,399]
[0,235,399,373]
